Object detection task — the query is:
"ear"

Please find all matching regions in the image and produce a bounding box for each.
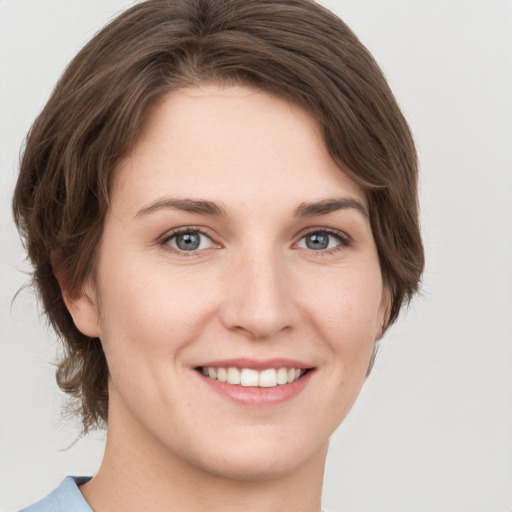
[367,287,391,377]
[63,283,102,338]
[376,286,391,340]
[53,261,102,338]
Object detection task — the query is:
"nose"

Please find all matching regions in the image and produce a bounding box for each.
[219,248,299,340]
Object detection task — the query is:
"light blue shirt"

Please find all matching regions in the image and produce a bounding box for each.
[19,476,92,512]
[19,476,332,511]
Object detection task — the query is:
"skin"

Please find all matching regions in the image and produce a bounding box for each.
[64,84,389,512]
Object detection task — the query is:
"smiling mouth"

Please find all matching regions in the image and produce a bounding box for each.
[197,366,311,388]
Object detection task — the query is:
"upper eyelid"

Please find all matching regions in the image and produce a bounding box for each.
[296,226,351,242]
[158,225,351,247]
[160,225,216,241]
[159,226,220,251]
[293,228,353,256]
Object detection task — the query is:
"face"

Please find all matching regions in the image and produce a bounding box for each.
[69,84,388,481]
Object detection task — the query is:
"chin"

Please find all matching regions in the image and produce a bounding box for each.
[171,421,332,483]
[194,439,329,482]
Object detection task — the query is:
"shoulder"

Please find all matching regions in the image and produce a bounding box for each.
[18,476,92,512]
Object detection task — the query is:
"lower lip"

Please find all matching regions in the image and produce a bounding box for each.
[198,370,313,405]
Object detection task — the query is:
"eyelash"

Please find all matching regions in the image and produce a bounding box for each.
[159,227,352,256]
[296,228,352,255]
[160,226,218,256]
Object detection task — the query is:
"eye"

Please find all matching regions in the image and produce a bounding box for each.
[296,230,348,251]
[164,229,214,252]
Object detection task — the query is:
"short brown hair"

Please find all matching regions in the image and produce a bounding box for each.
[13,0,424,433]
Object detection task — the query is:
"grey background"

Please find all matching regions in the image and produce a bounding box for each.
[1,1,511,511]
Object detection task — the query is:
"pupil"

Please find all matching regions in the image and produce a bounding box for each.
[306,233,329,250]
[176,232,200,251]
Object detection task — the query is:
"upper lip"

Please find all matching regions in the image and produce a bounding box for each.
[196,358,313,370]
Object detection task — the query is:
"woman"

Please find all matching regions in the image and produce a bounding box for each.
[13,0,423,510]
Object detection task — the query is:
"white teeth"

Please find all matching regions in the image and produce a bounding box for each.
[276,367,288,385]
[259,368,277,387]
[227,367,241,385]
[241,368,259,387]
[201,366,306,387]
[217,367,227,383]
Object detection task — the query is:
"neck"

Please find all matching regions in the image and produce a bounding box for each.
[80,401,327,512]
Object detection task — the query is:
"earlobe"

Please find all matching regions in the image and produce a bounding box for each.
[377,287,392,340]
[53,261,101,338]
[63,284,102,338]
[367,289,390,376]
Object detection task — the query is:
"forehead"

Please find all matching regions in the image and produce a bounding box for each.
[111,84,366,215]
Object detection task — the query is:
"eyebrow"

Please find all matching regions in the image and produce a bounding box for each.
[135,196,368,219]
[294,198,368,218]
[135,197,227,218]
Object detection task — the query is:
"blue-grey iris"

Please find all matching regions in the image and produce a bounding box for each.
[305,232,329,250]
[176,232,201,250]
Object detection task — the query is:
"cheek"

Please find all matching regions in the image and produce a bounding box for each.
[302,263,383,333]
[298,261,384,369]
[95,256,219,361]
[93,262,204,412]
